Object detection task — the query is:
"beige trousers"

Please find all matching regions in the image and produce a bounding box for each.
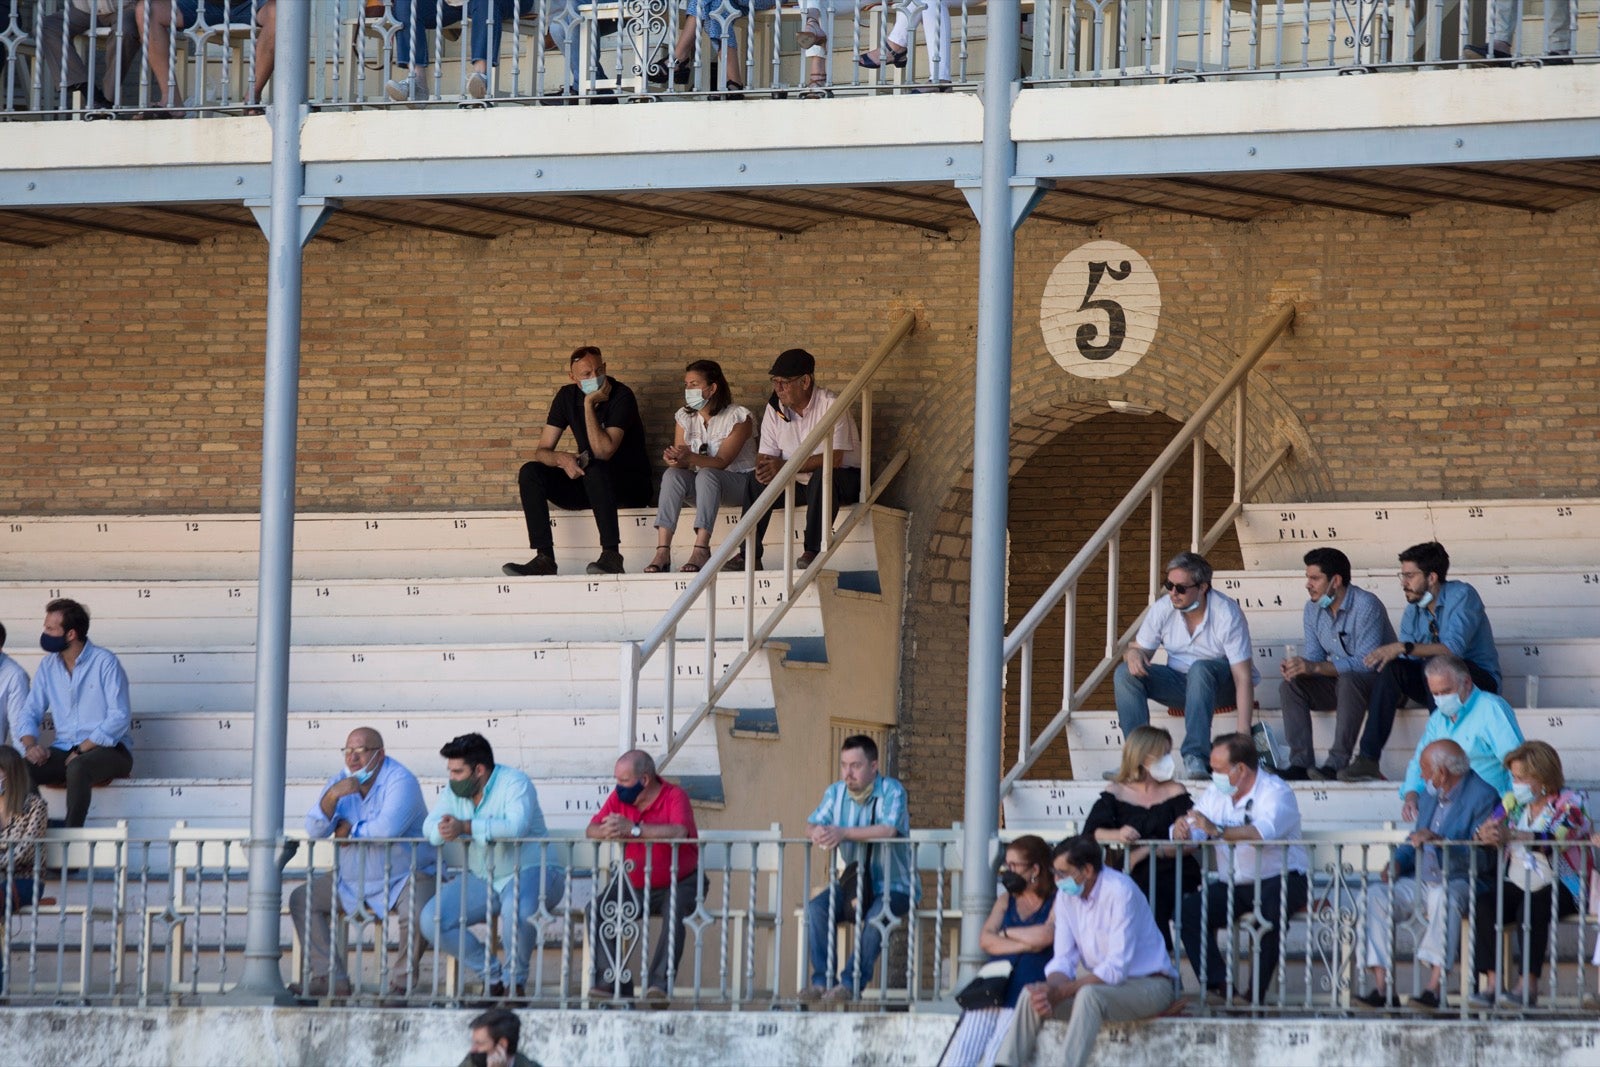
[993,974,1175,1067]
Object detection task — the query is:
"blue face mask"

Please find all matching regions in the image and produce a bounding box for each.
[1511,781,1536,806]
[684,389,705,411]
[1178,596,1203,614]
[1423,777,1440,798]
[40,632,69,654]
[1316,591,1335,610]
[615,781,645,806]
[1210,771,1237,797]
[1433,692,1463,720]
[1417,590,1434,610]
[1057,875,1083,898]
[352,758,379,785]
[579,375,603,396]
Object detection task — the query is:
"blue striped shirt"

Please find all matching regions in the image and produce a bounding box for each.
[1300,583,1395,674]
[1399,580,1500,687]
[0,653,29,748]
[808,775,919,901]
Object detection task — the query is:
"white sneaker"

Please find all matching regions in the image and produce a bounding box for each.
[465,71,488,100]
[797,9,827,48]
[384,73,427,106]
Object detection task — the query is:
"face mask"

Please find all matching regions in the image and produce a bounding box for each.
[615,781,645,806]
[578,375,602,396]
[1511,781,1536,806]
[1432,692,1463,720]
[40,632,69,654]
[448,774,479,799]
[1316,590,1335,610]
[1147,754,1176,783]
[684,388,705,411]
[1417,590,1434,610]
[1210,771,1237,797]
[998,871,1027,896]
[467,1055,489,1067]
[351,757,379,786]
[1177,596,1203,614]
[1057,876,1083,898]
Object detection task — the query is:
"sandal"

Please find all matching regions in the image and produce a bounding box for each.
[857,43,908,69]
[679,545,711,573]
[799,75,832,100]
[643,547,672,573]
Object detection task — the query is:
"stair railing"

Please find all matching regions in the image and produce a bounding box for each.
[999,303,1298,796]
[621,311,917,769]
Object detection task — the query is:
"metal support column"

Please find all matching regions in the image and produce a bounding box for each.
[231,0,328,1002]
[954,4,1047,984]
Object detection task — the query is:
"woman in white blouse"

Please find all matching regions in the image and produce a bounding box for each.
[647,360,758,573]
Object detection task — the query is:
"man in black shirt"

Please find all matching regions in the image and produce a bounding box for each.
[504,346,651,576]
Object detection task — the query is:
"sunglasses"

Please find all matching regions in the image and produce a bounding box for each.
[1162,581,1202,594]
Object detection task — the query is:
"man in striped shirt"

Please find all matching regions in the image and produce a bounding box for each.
[799,733,918,1003]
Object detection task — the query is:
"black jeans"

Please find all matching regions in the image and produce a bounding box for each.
[28,744,134,827]
[1358,656,1499,761]
[517,458,649,554]
[743,467,862,556]
[589,870,705,995]
[1180,871,1309,1000]
[1472,881,1578,982]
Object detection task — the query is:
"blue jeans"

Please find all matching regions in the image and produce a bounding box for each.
[420,865,565,986]
[1113,658,1235,766]
[805,886,911,991]
[393,0,532,66]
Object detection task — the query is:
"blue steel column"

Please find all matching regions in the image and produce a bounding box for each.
[958,2,1024,982]
[235,0,311,1001]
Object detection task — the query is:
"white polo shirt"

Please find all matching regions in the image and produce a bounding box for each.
[1135,588,1259,682]
[1187,770,1308,885]
[757,386,860,485]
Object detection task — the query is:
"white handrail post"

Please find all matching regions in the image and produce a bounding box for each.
[1190,437,1205,552]
[743,535,756,650]
[1149,483,1163,601]
[1018,639,1033,767]
[821,437,835,553]
[860,386,873,504]
[1233,379,1247,503]
[1062,588,1077,721]
[704,577,717,704]
[782,483,796,583]
[663,633,677,747]
[1105,536,1120,659]
[618,642,641,755]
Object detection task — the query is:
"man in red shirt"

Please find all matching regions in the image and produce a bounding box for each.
[586,749,702,1004]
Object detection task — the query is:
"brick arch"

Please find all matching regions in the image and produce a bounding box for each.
[896,311,1328,823]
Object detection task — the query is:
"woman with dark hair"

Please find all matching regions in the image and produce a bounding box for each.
[978,834,1057,1007]
[647,359,757,573]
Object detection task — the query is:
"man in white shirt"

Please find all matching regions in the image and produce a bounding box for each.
[1115,552,1259,779]
[733,348,861,571]
[1172,733,1309,1003]
[996,835,1177,1067]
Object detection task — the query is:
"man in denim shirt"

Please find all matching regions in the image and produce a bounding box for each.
[421,733,564,999]
[1343,542,1501,781]
[799,733,917,1003]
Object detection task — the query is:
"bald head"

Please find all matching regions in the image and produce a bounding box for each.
[343,727,385,775]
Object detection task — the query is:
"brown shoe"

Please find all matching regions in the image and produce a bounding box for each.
[1337,756,1384,782]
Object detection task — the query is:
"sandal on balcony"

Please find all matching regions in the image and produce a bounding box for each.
[857,43,907,69]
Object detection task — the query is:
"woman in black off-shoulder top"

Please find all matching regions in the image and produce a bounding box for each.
[1081,725,1201,948]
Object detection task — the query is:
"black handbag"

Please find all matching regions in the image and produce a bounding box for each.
[833,797,879,913]
[954,960,1013,1010]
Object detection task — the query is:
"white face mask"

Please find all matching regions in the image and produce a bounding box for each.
[1147,753,1176,783]
[1210,770,1237,797]
[684,388,706,411]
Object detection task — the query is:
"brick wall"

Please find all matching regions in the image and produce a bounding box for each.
[3,197,1599,824]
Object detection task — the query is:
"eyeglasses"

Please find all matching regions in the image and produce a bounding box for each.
[1162,581,1201,594]
[770,375,804,387]
[341,746,376,757]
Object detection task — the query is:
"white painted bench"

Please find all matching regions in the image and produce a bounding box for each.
[1235,499,1600,571]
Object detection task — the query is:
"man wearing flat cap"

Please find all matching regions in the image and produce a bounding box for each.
[731,348,861,571]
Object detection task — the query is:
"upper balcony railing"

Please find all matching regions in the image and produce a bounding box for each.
[1,0,1590,121]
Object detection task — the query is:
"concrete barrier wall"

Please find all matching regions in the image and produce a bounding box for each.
[8,1008,1600,1067]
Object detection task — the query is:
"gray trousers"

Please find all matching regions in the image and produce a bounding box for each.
[41,3,140,102]
[654,465,751,537]
[1278,670,1376,771]
[994,974,1175,1067]
[289,872,436,992]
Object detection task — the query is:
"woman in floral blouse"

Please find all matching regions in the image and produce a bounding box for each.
[0,745,49,909]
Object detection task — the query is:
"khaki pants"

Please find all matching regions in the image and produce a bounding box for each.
[289,873,435,993]
[994,974,1174,1067]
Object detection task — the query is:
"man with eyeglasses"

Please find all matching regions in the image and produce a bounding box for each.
[1277,546,1396,781]
[732,347,861,572]
[1340,541,1501,782]
[1113,552,1259,780]
[288,727,436,1000]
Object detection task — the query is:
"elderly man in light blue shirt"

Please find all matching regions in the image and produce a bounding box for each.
[1396,654,1523,824]
[13,599,133,827]
[287,726,436,999]
[420,732,564,998]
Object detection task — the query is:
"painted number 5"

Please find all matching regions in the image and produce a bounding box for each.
[1075,259,1132,360]
[1040,240,1161,380]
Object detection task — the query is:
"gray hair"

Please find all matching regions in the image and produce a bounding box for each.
[1165,552,1213,587]
[1423,739,1471,778]
[619,749,657,778]
[1423,653,1471,687]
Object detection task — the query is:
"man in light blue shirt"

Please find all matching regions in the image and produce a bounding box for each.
[1396,655,1522,823]
[13,599,133,827]
[287,726,436,999]
[0,622,30,749]
[420,733,564,999]
[1345,542,1502,781]
[799,733,917,1002]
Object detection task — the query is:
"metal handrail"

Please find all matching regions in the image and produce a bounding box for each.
[621,310,917,767]
[999,303,1297,795]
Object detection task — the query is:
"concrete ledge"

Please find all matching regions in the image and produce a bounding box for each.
[6,1008,1600,1067]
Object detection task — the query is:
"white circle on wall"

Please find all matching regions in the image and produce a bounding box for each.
[1040,241,1161,379]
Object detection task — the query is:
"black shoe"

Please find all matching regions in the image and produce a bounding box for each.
[586,549,625,575]
[1464,42,1511,59]
[1355,987,1399,1009]
[1308,763,1338,781]
[1410,988,1441,1010]
[1278,765,1311,781]
[503,552,557,577]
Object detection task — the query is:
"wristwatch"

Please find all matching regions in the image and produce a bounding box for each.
[629,822,642,839]
[1403,641,1415,656]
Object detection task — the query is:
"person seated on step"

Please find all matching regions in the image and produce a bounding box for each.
[646,359,758,574]
[1355,739,1501,1012]
[0,621,29,751]
[503,345,651,577]
[1172,732,1308,1006]
[586,748,702,1006]
[134,0,278,116]
[287,726,437,1001]
[1113,551,1258,781]
[978,834,1058,1009]
[993,835,1177,1067]
[420,733,566,1001]
[651,0,777,97]
[798,733,916,1005]
[731,347,860,573]
[14,598,134,828]
[40,0,140,113]
[1341,540,1501,782]
[384,0,537,105]
[1277,546,1396,781]
[1469,740,1591,1009]
[855,0,958,91]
